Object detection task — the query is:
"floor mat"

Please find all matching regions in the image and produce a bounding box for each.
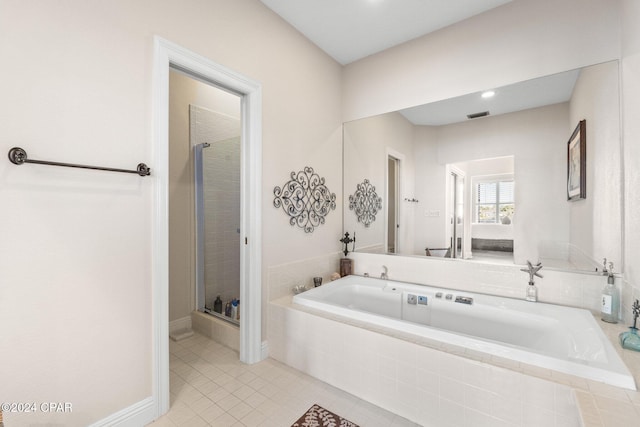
[291,404,359,427]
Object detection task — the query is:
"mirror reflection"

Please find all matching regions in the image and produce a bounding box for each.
[343,61,621,273]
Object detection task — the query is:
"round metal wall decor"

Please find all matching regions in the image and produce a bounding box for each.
[273,166,336,233]
[348,179,382,227]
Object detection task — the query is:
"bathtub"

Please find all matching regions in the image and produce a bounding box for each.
[293,275,636,390]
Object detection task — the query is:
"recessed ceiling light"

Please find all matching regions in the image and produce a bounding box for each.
[481,91,495,99]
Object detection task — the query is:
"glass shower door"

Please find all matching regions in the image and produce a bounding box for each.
[193,103,241,325]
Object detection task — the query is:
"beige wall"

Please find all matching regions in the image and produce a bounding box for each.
[348,104,570,263]
[433,103,570,265]
[568,61,622,271]
[343,112,415,253]
[0,0,342,425]
[622,0,640,323]
[342,0,621,122]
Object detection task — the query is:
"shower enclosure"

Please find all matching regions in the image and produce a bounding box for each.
[192,103,241,325]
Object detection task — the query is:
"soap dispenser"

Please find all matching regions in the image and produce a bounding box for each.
[600,262,619,323]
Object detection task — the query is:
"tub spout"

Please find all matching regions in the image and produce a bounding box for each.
[381,265,388,280]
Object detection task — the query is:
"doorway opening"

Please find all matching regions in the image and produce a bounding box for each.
[448,156,515,264]
[448,168,465,259]
[153,37,262,417]
[386,154,400,254]
[169,67,243,335]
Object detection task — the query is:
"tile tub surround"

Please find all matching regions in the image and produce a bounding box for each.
[349,252,620,313]
[270,297,583,427]
[269,296,640,427]
[267,252,343,302]
[578,319,640,427]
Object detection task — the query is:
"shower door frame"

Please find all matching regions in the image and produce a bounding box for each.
[152,37,263,418]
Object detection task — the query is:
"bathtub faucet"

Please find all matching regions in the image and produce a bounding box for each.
[381,265,388,280]
[521,260,543,302]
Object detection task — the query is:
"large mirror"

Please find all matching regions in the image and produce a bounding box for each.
[343,60,622,273]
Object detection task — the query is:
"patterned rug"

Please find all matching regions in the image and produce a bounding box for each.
[291,404,359,427]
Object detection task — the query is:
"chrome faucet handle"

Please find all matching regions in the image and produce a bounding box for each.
[381,265,388,279]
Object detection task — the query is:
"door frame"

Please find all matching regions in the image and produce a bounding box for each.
[152,36,263,417]
[385,148,404,254]
[447,165,466,259]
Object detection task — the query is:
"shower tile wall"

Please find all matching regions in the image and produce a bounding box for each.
[191,105,241,310]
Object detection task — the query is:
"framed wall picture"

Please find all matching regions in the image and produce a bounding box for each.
[567,120,586,201]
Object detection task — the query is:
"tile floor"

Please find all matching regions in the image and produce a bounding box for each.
[148,332,420,427]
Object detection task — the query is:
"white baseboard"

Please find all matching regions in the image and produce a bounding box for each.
[169,316,192,334]
[89,397,155,427]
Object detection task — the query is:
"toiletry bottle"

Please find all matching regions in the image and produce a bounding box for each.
[224,301,231,317]
[213,296,223,313]
[601,262,619,323]
[231,299,238,320]
[526,283,537,302]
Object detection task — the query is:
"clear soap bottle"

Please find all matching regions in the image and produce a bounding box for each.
[601,262,619,323]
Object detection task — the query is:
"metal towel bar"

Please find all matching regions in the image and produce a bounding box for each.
[8,147,151,176]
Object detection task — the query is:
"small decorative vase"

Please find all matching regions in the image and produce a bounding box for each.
[619,327,640,352]
[340,258,352,277]
[620,299,640,351]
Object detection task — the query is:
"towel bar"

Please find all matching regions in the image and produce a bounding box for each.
[8,147,151,176]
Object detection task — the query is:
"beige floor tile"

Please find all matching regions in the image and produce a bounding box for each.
[240,409,268,427]
[148,332,418,427]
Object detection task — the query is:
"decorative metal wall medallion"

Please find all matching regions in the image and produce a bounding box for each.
[349,179,382,227]
[273,166,336,233]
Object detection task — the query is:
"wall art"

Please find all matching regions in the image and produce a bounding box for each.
[348,179,382,227]
[273,166,336,233]
[567,119,586,201]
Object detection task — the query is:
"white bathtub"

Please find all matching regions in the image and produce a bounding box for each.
[293,275,636,390]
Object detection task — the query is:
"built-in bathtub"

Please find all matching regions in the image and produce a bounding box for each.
[293,275,636,390]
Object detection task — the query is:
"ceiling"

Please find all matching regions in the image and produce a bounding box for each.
[261,0,579,125]
[399,68,581,126]
[260,0,513,65]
